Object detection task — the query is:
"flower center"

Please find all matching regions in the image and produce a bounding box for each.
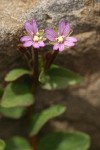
[33,31,44,42]
[56,36,64,43]
[33,35,40,42]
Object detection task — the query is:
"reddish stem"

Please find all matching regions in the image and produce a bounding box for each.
[32,48,39,87]
[45,50,59,71]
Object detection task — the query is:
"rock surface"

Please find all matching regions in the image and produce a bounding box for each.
[0,0,100,150]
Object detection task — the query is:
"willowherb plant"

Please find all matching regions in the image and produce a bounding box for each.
[45,20,77,51]
[20,19,45,48]
[0,18,90,150]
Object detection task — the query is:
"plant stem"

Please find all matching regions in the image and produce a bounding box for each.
[29,136,38,150]
[18,44,32,69]
[45,50,59,71]
[28,47,39,150]
[32,47,39,88]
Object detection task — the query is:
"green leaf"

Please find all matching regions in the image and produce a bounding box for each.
[1,82,34,108]
[38,132,91,150]
[39,65,82,90]
[0,106,26,119]
[5,68,32,82]
[5,136,32,150]
[30,105,66,136]
[0,139,5,150]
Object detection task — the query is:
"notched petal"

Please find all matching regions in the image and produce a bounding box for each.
[58,20,66,35]
[53,43,59,50]
[63,22,71,36]
[64,40,75,47]
[23,41,33,47]
[33,42,40,48]
[32,19,38,34]
[24,21,34,35]
[45,28,57,41]
[66,37,77,42]
[20,36,31,42]
[59,44,64,51]
[38,41,45,47]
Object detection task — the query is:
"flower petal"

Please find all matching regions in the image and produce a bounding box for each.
[33,42,40,48]
[38,41,45,47]
[20,36,31,42]
[58,44,64,51]
[45,28,57,41]
[23,41,33,47]
[58,20,66,35]
[53,43,59,50]
[32,19,38,34]
[24,21,34,35]
[63,23,71,36]
[64,40,75,47]
[66,37,77,42]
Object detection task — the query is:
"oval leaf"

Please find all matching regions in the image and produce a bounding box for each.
[30,105,66,136]
[1,82,34,108]
[0,107,26,119]
[0,139,5,150]
[5,68,32,82]
[38,132,90,150]
[5,136,32,150]
[39,65,82,90]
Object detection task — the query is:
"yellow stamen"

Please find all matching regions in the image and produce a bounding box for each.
[33,30,45,42]
[56,36,64,43]
[36,32,39,36]
[33,35,40,42]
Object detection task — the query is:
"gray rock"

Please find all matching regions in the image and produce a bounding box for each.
[0,0,84,54]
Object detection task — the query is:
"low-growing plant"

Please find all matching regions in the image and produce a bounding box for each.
[0,19,90,150]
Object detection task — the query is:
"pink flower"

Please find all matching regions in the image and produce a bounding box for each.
[20,19,45,48]
[45,20,77,51]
